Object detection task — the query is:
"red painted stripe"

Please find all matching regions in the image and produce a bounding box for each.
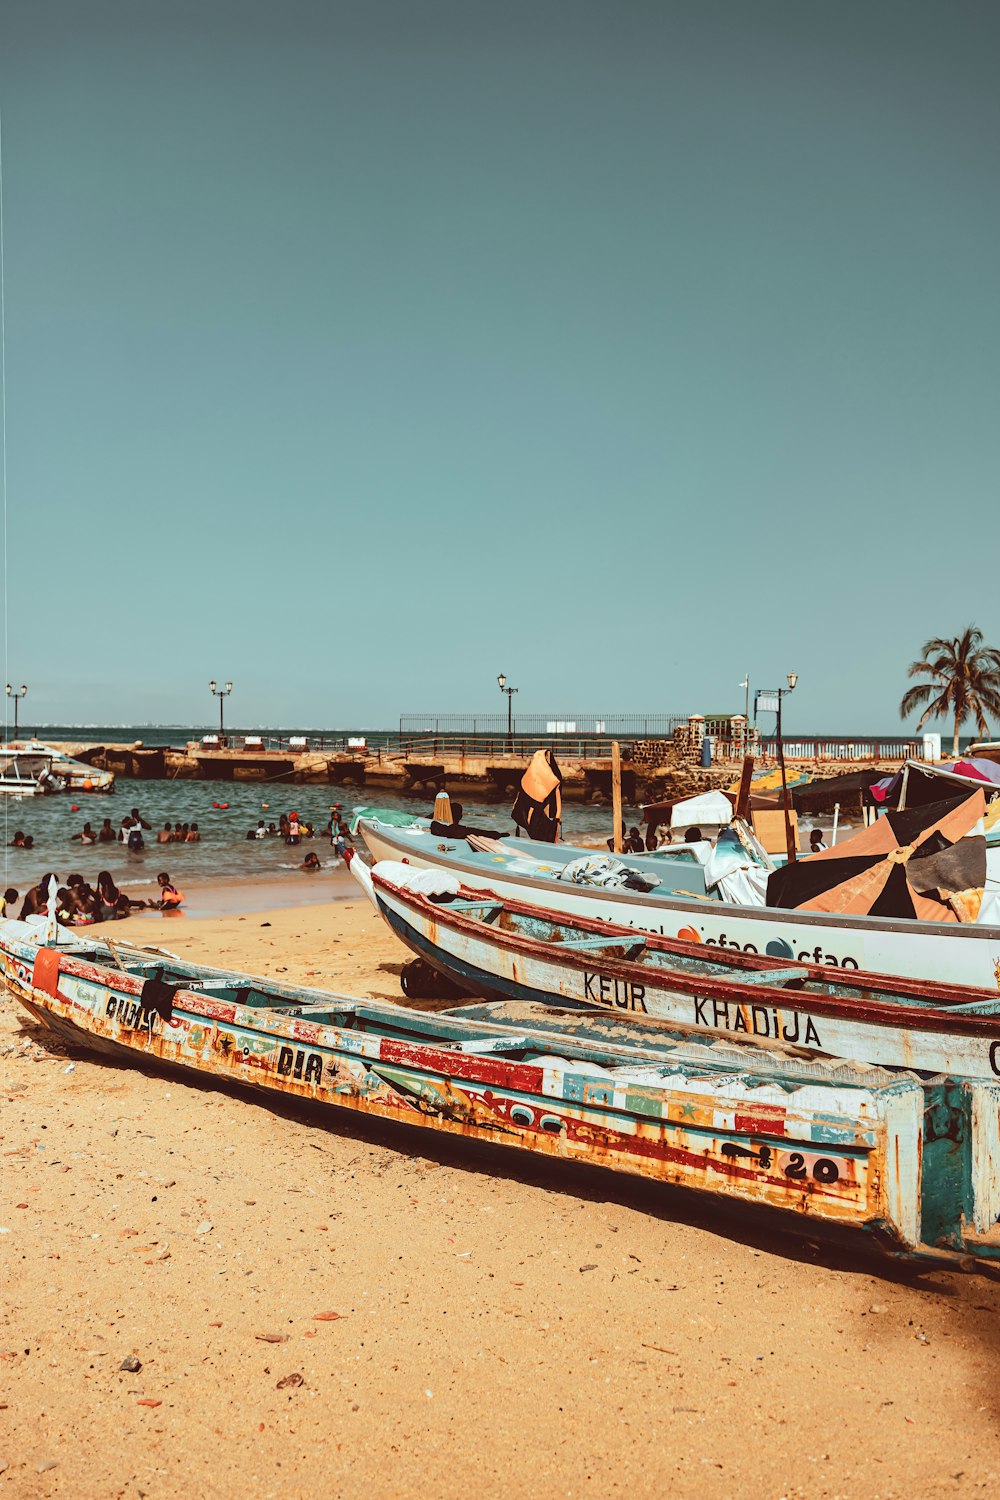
[734,1112,788,1137]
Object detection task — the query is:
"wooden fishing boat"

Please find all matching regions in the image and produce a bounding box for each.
[358,818,1000,990]
[355,862,1000,1080]
[1,918,997,1263]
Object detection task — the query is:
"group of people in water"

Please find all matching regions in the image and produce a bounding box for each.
[245,805,353,866]
[8,808,171,854]
[10,803,352,862]
[2,869,184,926]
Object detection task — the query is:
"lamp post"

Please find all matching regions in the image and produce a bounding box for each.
[209,680,233,741]
[497,673,518,750]
[756,672,798,863]
[6,683,27,739]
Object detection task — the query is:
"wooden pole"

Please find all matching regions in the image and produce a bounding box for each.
[734,754,754,822]
[611,740,624,853]
[777,696,797,863]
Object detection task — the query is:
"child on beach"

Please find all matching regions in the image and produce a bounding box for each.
[155,872,184,910]
[329,805,352,860]
[1,887,18,917]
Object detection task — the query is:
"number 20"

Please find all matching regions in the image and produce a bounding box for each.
[784,1152,840,1184]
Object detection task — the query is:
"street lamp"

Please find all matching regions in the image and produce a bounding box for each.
[497,673,518,749]
[209,680,233,740]
[6,683,27,739]
[755,673,798,863]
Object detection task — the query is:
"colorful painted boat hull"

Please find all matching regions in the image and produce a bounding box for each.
[359,820,1000,990]
[367,873,1000,1082]
[4,919,997,1261]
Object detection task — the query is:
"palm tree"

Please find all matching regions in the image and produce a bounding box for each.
[900,626,1000,756]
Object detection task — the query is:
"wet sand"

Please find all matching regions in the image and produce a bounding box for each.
[2,894,1000,1498]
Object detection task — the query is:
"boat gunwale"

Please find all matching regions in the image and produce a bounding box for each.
[0,931,923,1101]
[360,818,1000,942]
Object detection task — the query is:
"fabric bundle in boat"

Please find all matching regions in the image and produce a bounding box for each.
[765,791,988,923]
[511,749,563,842]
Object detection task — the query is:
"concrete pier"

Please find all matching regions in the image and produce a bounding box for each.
[39,737,915,806]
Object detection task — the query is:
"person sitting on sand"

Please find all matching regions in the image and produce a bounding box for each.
[96,870,134,919]
[157,822,173,845]
[55,887,77,924]
[1,887,18,918]
[154,872,184,910]
[97,818,116,843]
[8,830,26,848]
[71,822,97,845]
[19,875,57,921]
[56,887,96,926]
[300,851,322,872]
[185,822,200,843]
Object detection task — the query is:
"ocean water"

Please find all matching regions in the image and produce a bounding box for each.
[0,776,621,900]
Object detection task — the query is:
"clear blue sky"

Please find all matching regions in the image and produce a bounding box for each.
[2,0,998,731]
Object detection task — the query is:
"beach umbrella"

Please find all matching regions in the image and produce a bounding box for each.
[766,790,988,923]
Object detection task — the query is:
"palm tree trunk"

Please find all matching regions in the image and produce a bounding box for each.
[953,717,961,758]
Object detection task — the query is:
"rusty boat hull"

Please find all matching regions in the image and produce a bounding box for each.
[362,866,1000,1081]
[1,918,999,1265]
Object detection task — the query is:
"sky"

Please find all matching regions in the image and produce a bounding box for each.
[1,0,998,732]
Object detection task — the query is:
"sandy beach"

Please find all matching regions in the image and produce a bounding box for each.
[2,892,1000,1499]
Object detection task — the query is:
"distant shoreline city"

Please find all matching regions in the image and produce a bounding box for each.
[3,722,989,750]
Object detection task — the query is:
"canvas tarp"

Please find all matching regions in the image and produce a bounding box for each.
[766,791,988,923]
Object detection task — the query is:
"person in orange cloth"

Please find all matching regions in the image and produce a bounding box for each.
[155,872,184,909]
[510,749,563,842]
